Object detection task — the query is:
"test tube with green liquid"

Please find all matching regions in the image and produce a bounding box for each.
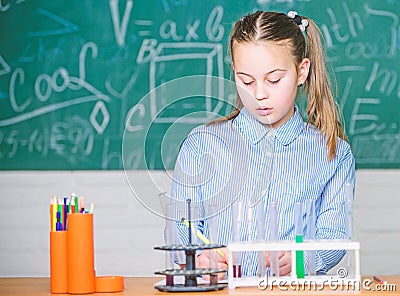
[294,202,304,278]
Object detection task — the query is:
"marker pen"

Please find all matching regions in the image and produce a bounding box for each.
[56,211,63,231]
[373,275,387,285]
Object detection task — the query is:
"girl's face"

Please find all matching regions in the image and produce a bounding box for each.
[233,41,310,129]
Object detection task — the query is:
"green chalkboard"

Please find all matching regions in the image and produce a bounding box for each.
[0,0,399,170]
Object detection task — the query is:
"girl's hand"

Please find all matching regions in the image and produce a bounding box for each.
[195,247,228,280]
[266,251,292,276]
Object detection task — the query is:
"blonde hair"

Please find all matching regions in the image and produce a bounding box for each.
[214,11,346,161]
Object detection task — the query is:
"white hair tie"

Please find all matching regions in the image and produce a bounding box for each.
[287,11,309,32]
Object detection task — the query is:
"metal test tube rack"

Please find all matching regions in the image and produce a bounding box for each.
[154,199,227,292]
[154,244,227,292]
[227,239,360,289]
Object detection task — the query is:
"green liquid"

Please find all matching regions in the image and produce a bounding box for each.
[296,235,304,278]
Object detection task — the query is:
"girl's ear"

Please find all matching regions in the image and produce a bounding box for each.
[297,58,310,85]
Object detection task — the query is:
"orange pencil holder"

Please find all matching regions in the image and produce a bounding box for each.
[50,231,68,293]
[66,213,96,294]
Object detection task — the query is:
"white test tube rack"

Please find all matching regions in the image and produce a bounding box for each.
[227,239,360,289]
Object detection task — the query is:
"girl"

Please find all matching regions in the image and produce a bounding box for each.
[170,10,355,278]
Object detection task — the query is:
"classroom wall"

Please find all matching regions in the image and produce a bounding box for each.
[1,1,400,171]
[0,169,399,277]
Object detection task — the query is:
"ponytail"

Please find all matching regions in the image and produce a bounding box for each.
[303,17,346,160]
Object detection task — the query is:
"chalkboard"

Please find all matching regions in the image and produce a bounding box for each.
[0,0,399,170]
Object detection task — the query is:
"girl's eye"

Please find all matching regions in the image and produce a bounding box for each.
[243,81,254,86]
[268,79,280,85]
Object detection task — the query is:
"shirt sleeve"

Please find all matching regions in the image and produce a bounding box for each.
[313,140,356,274]
[168,130,204,264]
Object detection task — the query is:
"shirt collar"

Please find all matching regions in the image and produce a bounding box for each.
[233,106,305,145]
[273,105,305,146]
[234,108,270,144]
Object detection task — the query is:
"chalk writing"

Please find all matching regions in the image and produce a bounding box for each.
[0,0,28,13]
[0,0,399,169]
[30,8,79,37]
[3,41,111,126]
[206,6,224,42]
[0,56,11,76]
[320,2,399,168]
[0,120,94,160]
[365,62,398,97]
[109,0,133,47]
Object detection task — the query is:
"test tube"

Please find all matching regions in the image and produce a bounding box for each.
[267,202,279,277]
[345,181,354,277]
[256,199,266,242]
[256,201,266,278]
[246,203,255,242]
[207,203,219,285]
[245,202,258,276]
[186,199,200,246]
[184,199,198,287]
[160,193,185,269]
[294,202,305,278]
[231,200,244,278]
[345,181,354,240]
[305,199,316,277]
[164,202,176,286]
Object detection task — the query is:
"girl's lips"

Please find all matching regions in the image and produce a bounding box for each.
[256,107,272,116]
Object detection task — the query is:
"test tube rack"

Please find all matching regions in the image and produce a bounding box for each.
[155,198,227,292]
[154,243,227,292]
[227,239,360,289]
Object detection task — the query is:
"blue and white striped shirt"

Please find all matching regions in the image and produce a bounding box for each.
[170,106,355,275]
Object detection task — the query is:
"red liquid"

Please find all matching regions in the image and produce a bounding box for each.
[233,265,242,278]
[210,274,218,285]
[166,275,174,286]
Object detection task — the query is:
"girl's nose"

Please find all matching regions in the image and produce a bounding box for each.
[255,82,268,100]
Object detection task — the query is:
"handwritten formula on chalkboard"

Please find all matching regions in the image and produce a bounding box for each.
[0,0,399,169]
